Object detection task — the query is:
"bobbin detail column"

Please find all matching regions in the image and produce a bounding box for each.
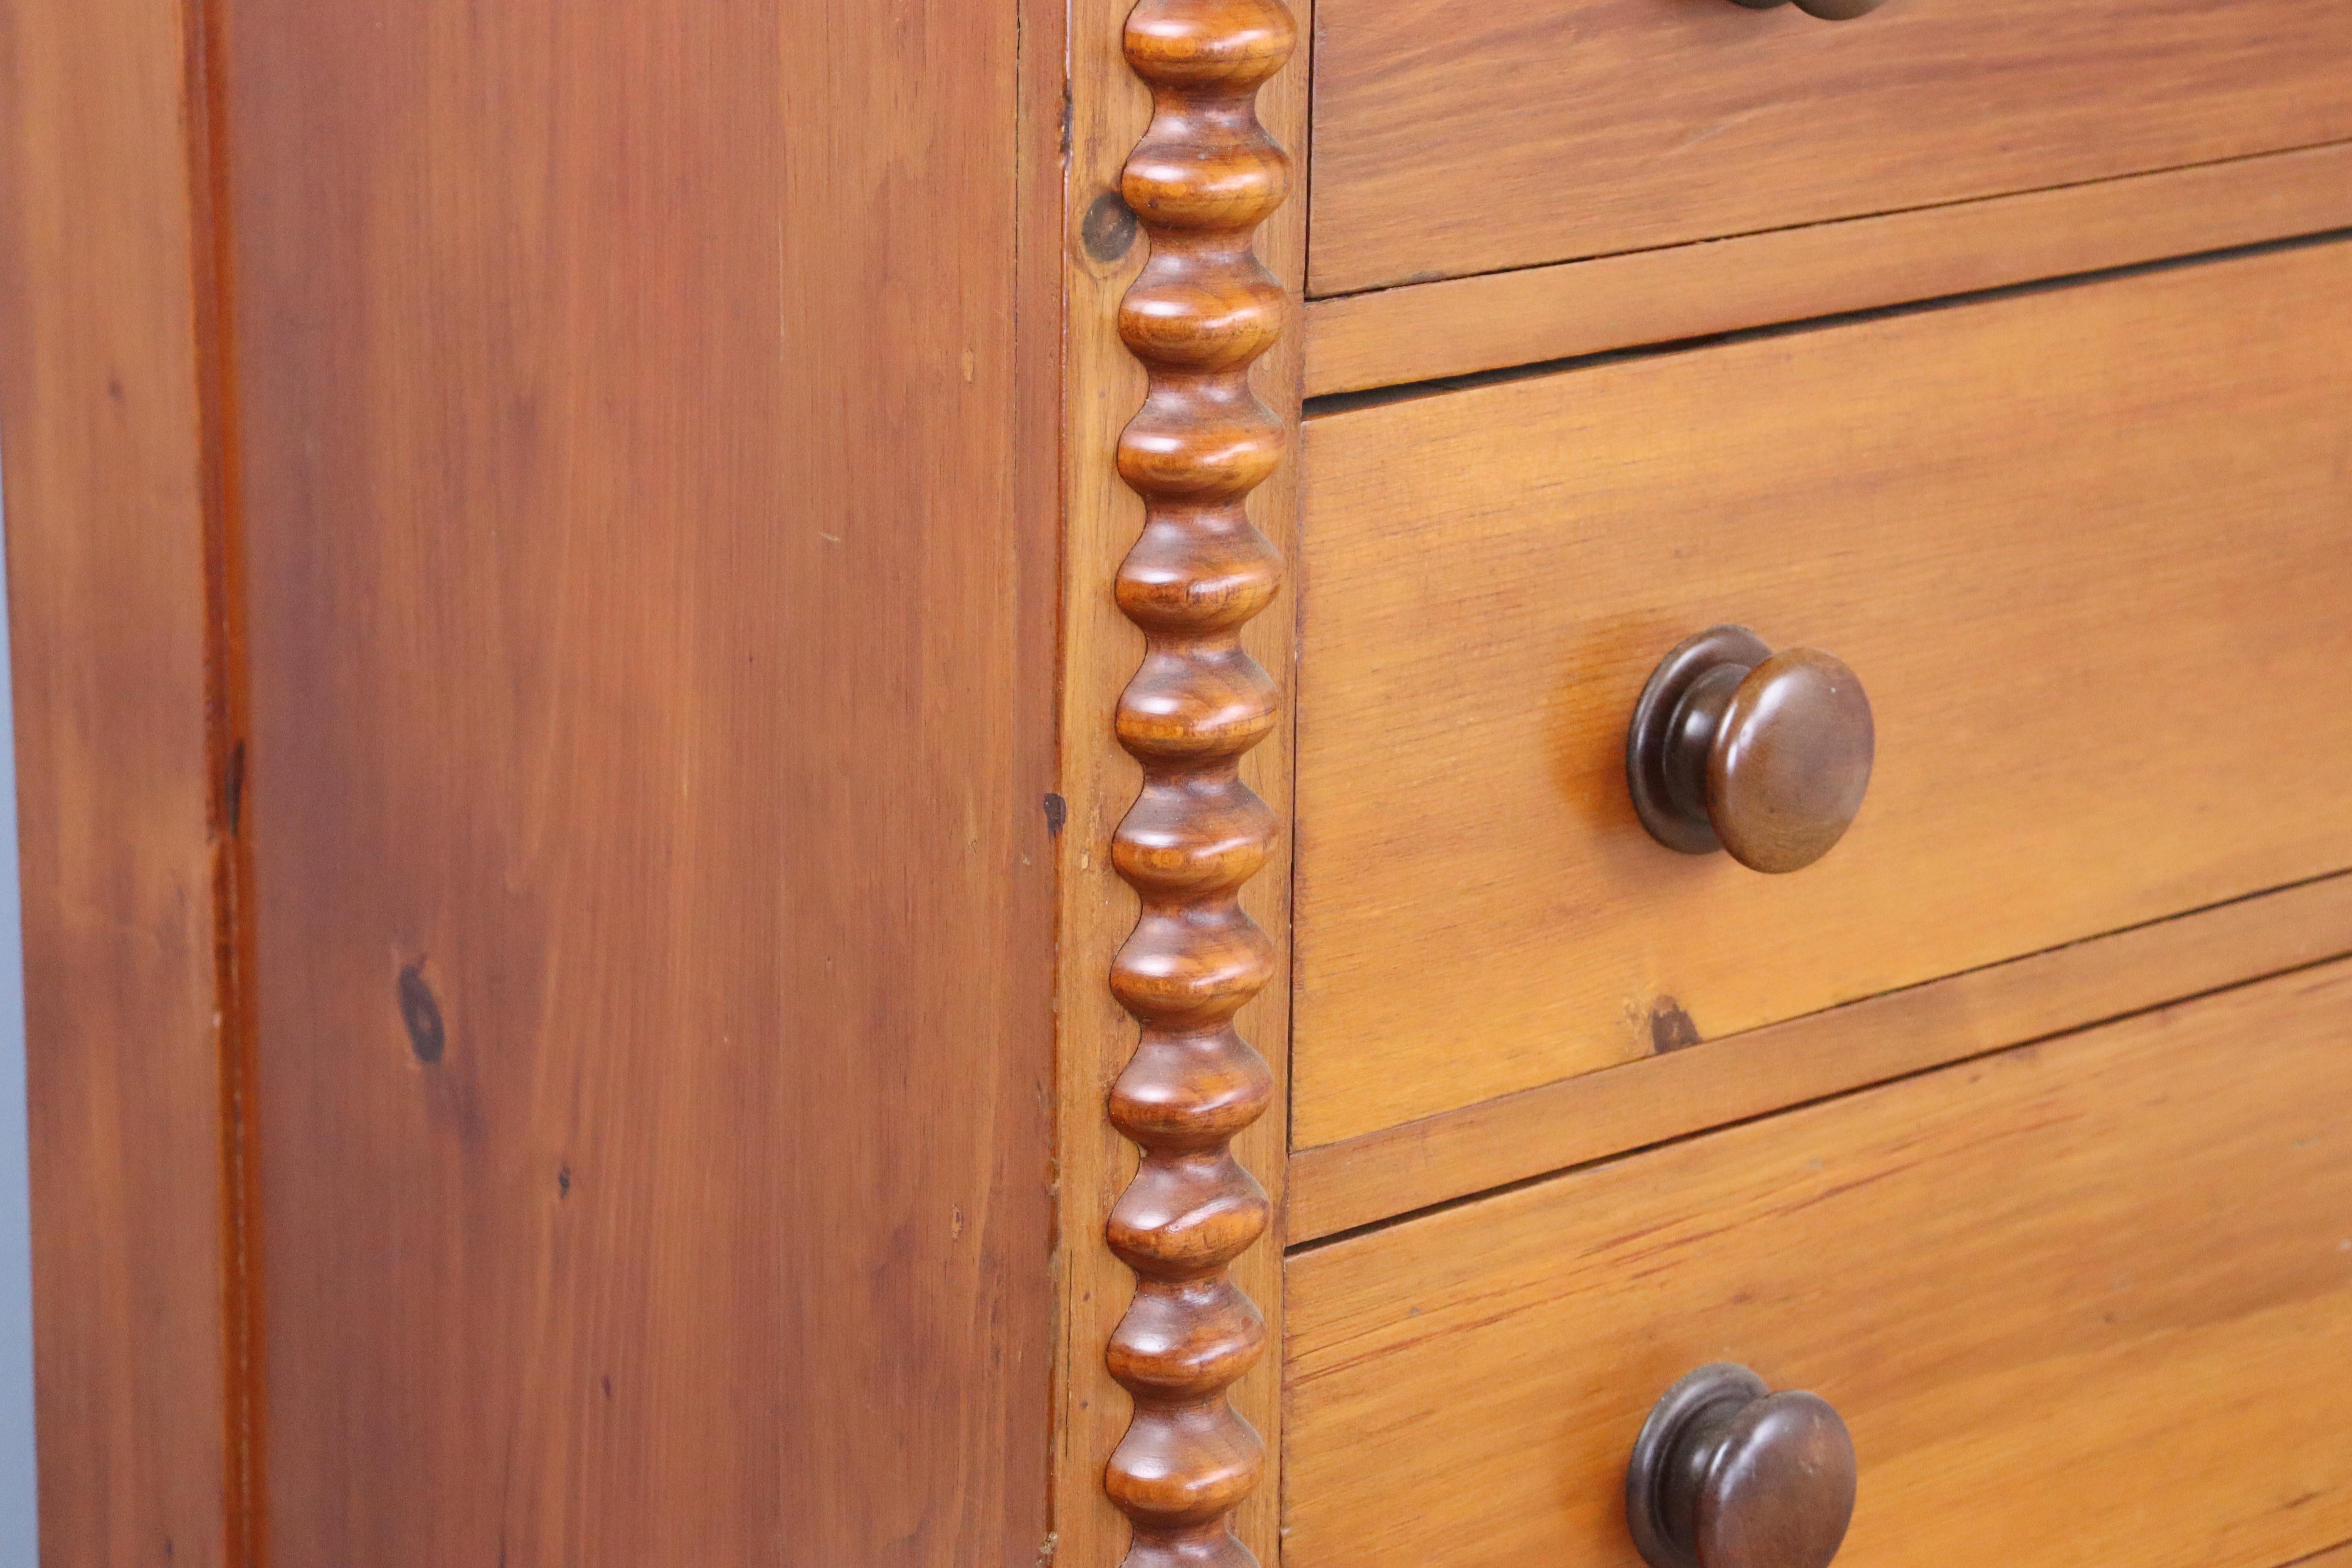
[1102,2,1295,1565]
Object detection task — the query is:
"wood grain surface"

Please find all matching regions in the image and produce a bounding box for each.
[216,2,1058,1561]
[1053,0,1309,1559]
[1287,959,2352,1568]
[1289,871,2352,1241]
[1308,0,2352,294]
[1305,143,2352,397]
[1293,241,2352,1150]
[0,0,243,1562]
[1097,4,1299,1564]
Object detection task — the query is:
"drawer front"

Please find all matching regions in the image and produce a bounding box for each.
[1285,960,2352,1568]
[1293,241,2352,1151]
[1307,0,2352,296]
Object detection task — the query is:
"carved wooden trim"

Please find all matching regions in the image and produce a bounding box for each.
[1102,2,1296,1564]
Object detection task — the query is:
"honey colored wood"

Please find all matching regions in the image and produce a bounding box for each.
[1287,960,2352,1568]
[1306,143,2352,398]
[1098,5,1298,1565]
[1294,241,2352,1151]
[1290,870,2352,1241]
[1053,0,1307,1561]
[0,2,243,1562]
[1308,0,2352,296]
[214,2,1060,1561]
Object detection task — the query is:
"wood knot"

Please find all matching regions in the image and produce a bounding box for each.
[1082,189,1140,263]
[397,960,446,1064]
[1651,996,1703,1054]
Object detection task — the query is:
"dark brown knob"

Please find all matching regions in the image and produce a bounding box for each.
[1626,1363,1857,1568]
[1724,0,1888,18]
[1625,625,1873,874]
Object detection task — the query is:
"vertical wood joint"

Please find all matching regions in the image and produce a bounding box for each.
[1102,2,1295,1564]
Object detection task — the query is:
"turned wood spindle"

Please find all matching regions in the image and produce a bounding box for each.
[1103,3,1296,1567]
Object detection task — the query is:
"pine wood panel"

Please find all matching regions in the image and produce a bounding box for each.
[218,2,1058,1561]
[1305,143,2352,397]
[0,0,242,1561]
[1308,0,2352,295]
[1289,871,2352,1241]
[1286,959,2352,1568]
[1293,241,2352,1150]
[1051,0,1308,1559]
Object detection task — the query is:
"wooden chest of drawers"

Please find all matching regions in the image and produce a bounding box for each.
[3,0,2346,1563]
[1309,0,2352,291]
[1289,961,2352,1567]
[1296,243,2352,1156]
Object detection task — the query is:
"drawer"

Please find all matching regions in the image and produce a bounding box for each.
[1307,0,2352,296]
[1292,240,2352,1151]
[1285,959,2352,1568]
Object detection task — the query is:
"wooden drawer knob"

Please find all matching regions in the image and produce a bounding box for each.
[1625,625,1873,873]
[1626,1363,1858,1568]
[1724,0,1888,18]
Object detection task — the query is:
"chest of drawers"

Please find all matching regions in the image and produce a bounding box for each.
[3,0,2346,1563]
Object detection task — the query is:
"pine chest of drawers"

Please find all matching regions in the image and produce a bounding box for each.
[3,0,2348,1563]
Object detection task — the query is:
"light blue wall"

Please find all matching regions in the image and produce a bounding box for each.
[0,487,38,1557]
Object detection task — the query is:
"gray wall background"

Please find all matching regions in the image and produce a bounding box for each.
[0,490,42,1557]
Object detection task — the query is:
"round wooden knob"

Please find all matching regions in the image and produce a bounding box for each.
[1626,1364,1857,1568]
[1625,625,1873,873]
[1724,0,1888,18]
